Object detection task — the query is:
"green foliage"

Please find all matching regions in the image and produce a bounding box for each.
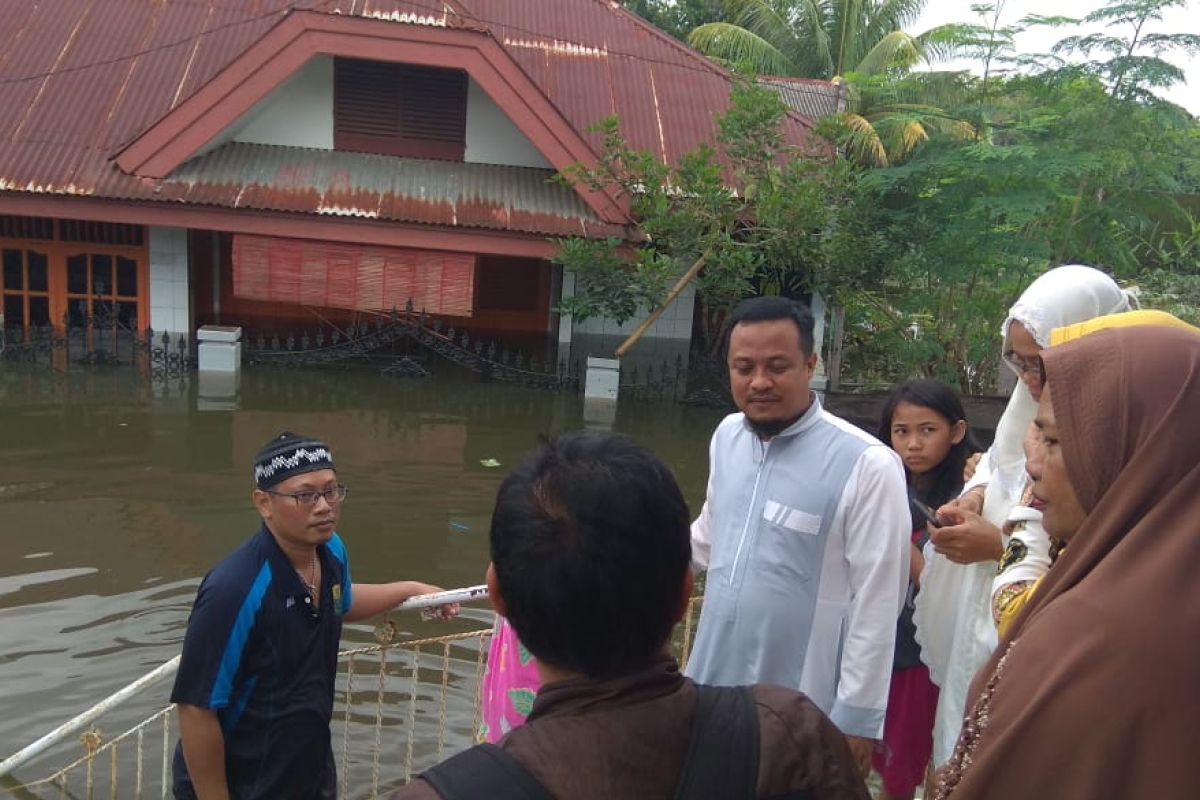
[1123,207,1200,323]
[562,0,1200,389]
[552,237,676,325]
[831,0,1200,390]
[554,80,886,346]
[621,0,725,42]
[681,0,970,166]
[686,0,933,80]
[1053,0,1200,101]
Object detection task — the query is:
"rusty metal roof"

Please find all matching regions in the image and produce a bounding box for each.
[759,77,846,119]
[0,0,825,239]
[157,142,623,237]
[470,0,817,164]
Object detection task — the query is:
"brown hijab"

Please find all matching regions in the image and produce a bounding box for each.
[935,325,1200,799]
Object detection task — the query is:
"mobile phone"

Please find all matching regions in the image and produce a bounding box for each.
[910,498,941,529]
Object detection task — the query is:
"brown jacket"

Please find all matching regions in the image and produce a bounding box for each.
[391,658,868,800]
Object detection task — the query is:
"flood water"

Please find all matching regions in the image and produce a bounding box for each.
[0,361,726,782]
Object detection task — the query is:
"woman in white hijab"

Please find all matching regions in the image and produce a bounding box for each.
[913,265,1135,769]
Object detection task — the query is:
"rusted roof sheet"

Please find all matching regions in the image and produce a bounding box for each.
[0,0,826,238]
[154,142,625,237]
[471,0,818,164]
[760,77,846,119]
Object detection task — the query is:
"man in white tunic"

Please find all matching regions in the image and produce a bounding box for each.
[685,297,910,774]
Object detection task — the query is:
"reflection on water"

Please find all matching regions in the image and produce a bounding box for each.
[0,363,725,764]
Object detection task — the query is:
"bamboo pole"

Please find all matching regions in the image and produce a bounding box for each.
[614,249,711,358]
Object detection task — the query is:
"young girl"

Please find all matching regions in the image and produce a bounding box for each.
[873,379,978,800]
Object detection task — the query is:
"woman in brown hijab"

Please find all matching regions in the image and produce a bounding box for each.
[933,324,1200,800]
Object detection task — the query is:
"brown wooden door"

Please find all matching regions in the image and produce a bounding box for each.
[1,246,52,331]
[63,251,142,329]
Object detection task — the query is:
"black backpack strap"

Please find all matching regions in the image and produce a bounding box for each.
[420,743,556,800]
[673,684,761,800]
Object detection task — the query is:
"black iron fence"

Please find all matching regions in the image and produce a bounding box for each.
[1,304,735,406]
[1,314,193,379]
[242,306,582,390]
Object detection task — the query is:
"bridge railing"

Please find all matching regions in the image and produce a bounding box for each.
[1,592,704,800]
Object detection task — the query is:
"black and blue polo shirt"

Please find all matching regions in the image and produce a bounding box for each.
[170,525,353,800]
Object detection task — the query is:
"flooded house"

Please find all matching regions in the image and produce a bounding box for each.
[0,0,830,365]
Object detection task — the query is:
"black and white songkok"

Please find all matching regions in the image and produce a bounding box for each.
[253,431,335,490]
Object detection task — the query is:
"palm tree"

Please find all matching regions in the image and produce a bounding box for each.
[689,0,970,165]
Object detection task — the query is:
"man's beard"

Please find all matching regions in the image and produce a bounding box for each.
[747,416,799,439]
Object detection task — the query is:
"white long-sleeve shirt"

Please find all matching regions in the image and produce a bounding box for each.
[685,396,910,739]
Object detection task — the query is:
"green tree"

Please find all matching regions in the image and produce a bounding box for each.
[685,0,971,165]
[687,0,933,79]
[557,1,1200,390]
[1052,0,1200,102]
[621,0,725,41]
[554,80,891,351]
[1124,205,1200,324]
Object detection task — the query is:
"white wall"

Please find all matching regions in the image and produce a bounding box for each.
[559,270,696,345]
[149,228,191,335]
[205,59,550,170]
[231,57,335,150]
[464,80,551,168]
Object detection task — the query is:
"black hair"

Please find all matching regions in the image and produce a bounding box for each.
[489,432,692,678]
[878,379,979,513]
[723,296,815,357]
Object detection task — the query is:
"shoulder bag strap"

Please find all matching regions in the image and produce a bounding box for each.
[673,684,761,800]
[420,742,556,800]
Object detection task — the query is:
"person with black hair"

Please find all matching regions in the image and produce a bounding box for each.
[171,432,455,800]
[685,297,911,777]
[395,432,870,800]
[873,380,978,800]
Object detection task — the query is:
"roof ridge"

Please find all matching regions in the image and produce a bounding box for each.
[759,75,839,88]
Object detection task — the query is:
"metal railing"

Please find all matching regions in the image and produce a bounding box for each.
[1,592,704,799]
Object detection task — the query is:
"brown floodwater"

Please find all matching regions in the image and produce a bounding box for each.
[0,362,726,779]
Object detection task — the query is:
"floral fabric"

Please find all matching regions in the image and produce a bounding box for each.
[478,616,541,744]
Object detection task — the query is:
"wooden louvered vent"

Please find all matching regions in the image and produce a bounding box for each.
[334,59,468,160]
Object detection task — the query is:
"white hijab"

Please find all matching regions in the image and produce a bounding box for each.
[916,264,1134,768]
[984,265,1138,525]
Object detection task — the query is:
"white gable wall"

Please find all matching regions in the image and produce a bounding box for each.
[233,57,335,149]
[464,81,551,168]
[206,57,549,169]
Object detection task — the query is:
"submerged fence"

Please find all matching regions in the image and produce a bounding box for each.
[0,596,704,799]
[0,317,193,381]
[1,308,733,407]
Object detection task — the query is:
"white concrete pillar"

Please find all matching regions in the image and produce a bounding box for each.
[584,356,621,401]
[810,291,828,393]
[148,227,191,335]
[557,268,575,348]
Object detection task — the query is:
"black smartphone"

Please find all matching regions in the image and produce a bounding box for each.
[910,498,941,529]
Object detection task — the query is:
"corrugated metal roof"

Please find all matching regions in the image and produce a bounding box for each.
[759,76,845,119]
[157,142,623,237]
[0,0,826,239]
[471,0,819,164]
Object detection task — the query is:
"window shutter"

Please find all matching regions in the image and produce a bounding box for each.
[232,235,476,317]
[335,60,402,139]
[334,59,466,160]
[398,66,467,143]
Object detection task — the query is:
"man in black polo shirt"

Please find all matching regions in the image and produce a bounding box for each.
[171,432,453,800]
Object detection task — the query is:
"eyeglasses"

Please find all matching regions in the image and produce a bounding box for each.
[265,485,349,507]
[1003,350,1043,378]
